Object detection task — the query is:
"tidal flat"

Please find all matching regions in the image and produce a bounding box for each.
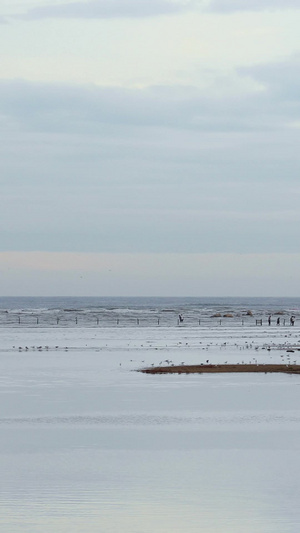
[1,316,300,532]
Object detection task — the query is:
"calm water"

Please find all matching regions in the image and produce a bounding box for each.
[1,297,300,532]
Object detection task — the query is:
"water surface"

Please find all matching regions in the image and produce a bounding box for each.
[0,298,300,531]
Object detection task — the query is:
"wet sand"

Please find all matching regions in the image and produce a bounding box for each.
[140,364,300,375]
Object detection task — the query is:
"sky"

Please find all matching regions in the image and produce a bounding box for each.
[0,0,300,296]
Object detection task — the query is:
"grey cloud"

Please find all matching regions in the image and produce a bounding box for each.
[0,81,241,133]
[1,59,300,255]
[239,56,300,100]
[205,0,300,12]
[18,0,187,20]
[13,0,300,20]
[0,65,296,137]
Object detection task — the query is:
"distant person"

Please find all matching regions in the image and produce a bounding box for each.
[277,317,280,326]
[268,315,271,326]
[290,316,295,326]
[179,314,184,323]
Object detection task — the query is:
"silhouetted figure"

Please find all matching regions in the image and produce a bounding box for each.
[268,315,271,326]
[290,316,295,326]
[277,317,280,326]
[179,314,184,323]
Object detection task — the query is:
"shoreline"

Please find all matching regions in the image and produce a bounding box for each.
[139,364,300,375]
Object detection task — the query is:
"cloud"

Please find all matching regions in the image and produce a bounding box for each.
[1,252,300,296]
[15,0,300,20]
[205,0,300,12]
[0,57,299,136]
[1,57,300,257]
[18,0,189,20]
[240,56,300,100]
[0,81,248,134]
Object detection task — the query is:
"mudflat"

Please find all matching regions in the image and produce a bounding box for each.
[140,364,300,375]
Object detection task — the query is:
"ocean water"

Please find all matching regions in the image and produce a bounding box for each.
[1,297,300,532]
[0,295,299,328]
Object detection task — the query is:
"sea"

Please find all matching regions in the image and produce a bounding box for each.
[0,295,299,328]
[1,296,300,532]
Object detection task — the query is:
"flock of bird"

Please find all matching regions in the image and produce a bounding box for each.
[13,345,67,351]
[11,338,300,369]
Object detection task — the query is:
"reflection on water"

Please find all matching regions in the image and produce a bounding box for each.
[1,449,298,533]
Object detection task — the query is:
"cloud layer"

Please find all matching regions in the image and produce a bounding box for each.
[15,0,300,20]
[0,56,299,135]
[207,0,300,12]
[1,252,300,296]
[18,0,189,20]
[1,56,300,256]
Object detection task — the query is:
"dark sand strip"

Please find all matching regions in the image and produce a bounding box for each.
[140,364,300,375]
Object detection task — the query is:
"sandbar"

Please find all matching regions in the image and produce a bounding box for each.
[140,364,300,375]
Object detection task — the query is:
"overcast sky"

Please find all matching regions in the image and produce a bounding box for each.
[1,0,300,296]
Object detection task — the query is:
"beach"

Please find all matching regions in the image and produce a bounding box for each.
[1,296,300,532]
